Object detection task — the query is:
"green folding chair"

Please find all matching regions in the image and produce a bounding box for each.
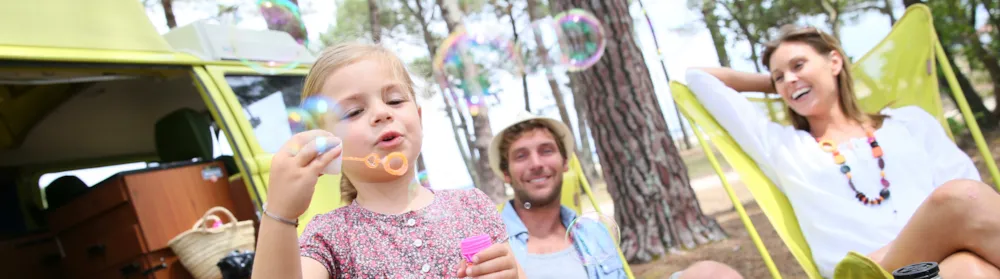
[669,4,1000,278]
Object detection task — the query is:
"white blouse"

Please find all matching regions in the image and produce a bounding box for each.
[685,69,981,277]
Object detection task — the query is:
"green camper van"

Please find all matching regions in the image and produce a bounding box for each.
[0,1,342,278]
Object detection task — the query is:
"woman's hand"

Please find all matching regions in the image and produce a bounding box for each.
[265,130,342,220]
[455,243,522,279]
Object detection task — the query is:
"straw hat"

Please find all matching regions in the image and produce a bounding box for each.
[488,111,575,179]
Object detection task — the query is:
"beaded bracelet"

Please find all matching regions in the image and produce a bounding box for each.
[262,203,298,228]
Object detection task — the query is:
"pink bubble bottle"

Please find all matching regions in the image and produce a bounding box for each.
[460,234,492,263]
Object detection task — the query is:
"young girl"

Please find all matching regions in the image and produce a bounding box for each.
[251,42,524,278]
[681,26,1000,278]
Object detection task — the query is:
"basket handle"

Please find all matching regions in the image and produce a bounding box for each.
[194,206,240,231]
[189,215,223,230]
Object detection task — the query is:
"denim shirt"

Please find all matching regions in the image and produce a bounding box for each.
[500,201,627,278]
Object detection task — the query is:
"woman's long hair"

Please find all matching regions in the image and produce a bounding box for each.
[761,26,886,131]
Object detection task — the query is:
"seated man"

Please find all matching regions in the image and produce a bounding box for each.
[489,112,627,278]
[491,112,743,279]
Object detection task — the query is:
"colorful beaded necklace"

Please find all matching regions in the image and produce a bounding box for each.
[817,129,890,206]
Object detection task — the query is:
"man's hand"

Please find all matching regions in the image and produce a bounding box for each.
[455,243,520,279]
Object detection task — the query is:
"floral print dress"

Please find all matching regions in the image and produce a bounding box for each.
[299,188,506,278]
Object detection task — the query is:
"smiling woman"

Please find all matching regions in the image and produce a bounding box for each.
[685,25,1000,278]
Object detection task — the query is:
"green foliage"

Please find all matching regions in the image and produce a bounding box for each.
[715,0,810,43]
[927,1,976,54]
[320,0,420,47]
[321,0,369,46]
[948,116,967,137]
[458,0,489,14]
[409,56,434,80]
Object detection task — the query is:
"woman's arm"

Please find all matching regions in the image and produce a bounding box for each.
[685,68,787,190]
[694,67,776,94]
[251,217,330,279]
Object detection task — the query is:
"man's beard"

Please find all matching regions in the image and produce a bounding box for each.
[512,177,564,208]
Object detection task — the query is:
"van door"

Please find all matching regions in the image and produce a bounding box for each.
[199,65,341,234]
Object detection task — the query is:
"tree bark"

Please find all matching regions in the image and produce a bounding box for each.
[552,0,727,263]
[402,0,481,187]
[438,0,507,202]
[161,0,177,28]
[367,0,381,43]
[701,0,731,67]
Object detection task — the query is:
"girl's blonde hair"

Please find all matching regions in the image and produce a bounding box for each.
[301,42,417,204]
[761,26,887,131]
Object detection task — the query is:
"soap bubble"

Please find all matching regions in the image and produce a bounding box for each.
[229,0,309,74]
[286,107,314,134]
[258,0,307,44]
[466,95,486,116]
[301,96,341,127]
[554,9,606,71]
[286,96,341,134]
[434,25,523,114]
[417,170,430,188]
[522,9,606,73]
[565,212,620,266]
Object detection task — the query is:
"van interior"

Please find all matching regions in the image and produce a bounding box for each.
[0,62,257,279]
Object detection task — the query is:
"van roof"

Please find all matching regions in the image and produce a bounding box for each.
[0,0,175,54]
[0,0,314,67]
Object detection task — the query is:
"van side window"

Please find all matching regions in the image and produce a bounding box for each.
[225,75,305,154]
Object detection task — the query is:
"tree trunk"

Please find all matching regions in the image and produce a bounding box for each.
[961,3,1000,119]
[503,0,531,112]
[983,1,1000,50]
[525,0,574,135]
[881,0,897,26]
[552,0,727,262]
[941,43,999,130]
[701,0,731,67]
[571,85,603,185]
[723,2,780,121]
[367,0,381,43]
[423,0,483,189]
[438,0,507,203]
[636,0,691,150]
[161,0,177,28]
[403,0,481,188]
[906,0,1000,129]
[817,0,842,41]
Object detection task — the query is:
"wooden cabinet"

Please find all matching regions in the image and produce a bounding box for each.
[46,161,237,279]
[0,232,64,279]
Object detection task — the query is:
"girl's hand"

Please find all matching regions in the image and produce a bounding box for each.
[265,130,342,219]
[455,243,521,279]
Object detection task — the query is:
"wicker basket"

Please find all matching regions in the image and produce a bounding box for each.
[168,206,256,279]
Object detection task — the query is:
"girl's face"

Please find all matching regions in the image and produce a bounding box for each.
[768,41,844,118]
[319,58,423,182]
